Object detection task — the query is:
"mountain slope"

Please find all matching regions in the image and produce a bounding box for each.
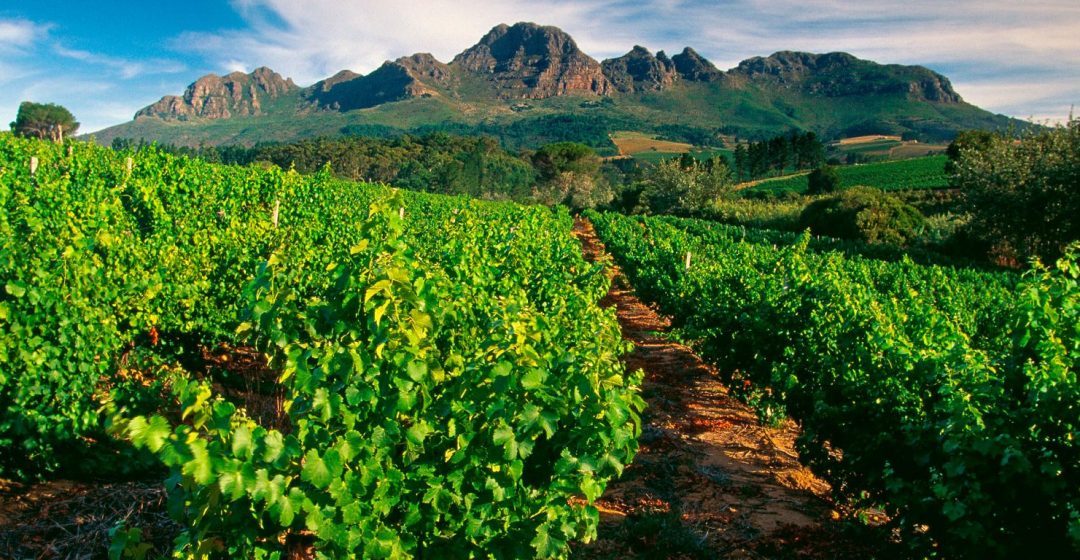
[93,22,1021,150]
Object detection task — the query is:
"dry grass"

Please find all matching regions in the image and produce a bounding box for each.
[610,131,694,156]
[837,135,902,145]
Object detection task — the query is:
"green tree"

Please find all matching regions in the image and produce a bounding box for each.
[10,101,79,142]
[952,118,1080,264]
[806,164,841,195]
[641,156,733,214]
[799,186,926,246]
[945,129,998,174]
[531,142,612,209]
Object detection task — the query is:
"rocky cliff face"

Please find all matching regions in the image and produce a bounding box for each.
[307,54,453,111]
[450,22,610,98]
[730,51,962,102]
[671,47,722,82]
[602,46,724,92]
[135,67,297,120]
[602,46,678,92]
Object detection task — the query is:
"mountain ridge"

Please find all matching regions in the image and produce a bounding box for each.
[96,21,1016,148]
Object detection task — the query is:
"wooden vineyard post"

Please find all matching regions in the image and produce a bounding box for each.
[399,207,405,219]
[29,157,39,176]
[685,251,692,271]
[272,199,280,228]
[125,157,134,174]
[67,145,73,157]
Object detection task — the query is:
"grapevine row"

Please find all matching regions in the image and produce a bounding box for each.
[587,209,1078,558]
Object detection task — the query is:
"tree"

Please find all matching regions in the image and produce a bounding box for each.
[530,142,612,209]
[945,129,998,174]
[806,165,841,195]
[10,101,79,142]
[640,156,733,214]
[799,186,926,246]
[952,118,1080,264]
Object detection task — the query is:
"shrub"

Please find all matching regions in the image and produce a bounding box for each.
[952,118,1080,264]
[800,186,926,246]
[806,165,841,194]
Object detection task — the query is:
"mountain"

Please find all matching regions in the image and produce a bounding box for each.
[94,22,1021,150]
[134,67,297,120]
[450,23,609,98]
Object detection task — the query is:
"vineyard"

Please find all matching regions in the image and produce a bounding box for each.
[587,210,1080,557]
[2,130,1078,559]
[747,155,949,194]
[0,134,643,557]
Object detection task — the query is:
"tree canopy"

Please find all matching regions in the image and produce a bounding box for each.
[10,101,79,142]
[952,118,1080,264]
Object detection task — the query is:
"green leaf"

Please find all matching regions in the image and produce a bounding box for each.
[262,431,285,464]
[406,360,427,382]
[4,282,26,298]
[407,421,433,448]
[274,488,305,527]
[349,240,369,254]
[126,415,172,452]
[231,425,253,459]
[302,449,342,489]
[531,523,565,557]
[521,369,545,390]
[364,279,392,303]
[580,476,603,502]
[492,425,514,446]
[183,439,215,485]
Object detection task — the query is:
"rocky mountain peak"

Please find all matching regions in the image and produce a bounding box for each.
[450,22,610,98]
[602,46,678,92]
[671,47,722,82]
[731,51,961,103]
[135,67,297,120]
[306,53,453,112]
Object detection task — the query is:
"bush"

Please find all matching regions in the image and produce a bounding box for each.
[800,187,925,246]
[952,118,1080,264]
[639,156,733,215]
[806,165,841,194]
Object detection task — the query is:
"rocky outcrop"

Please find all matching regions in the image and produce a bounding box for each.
[134,67,298,120]
[671,47,722,82]
[602,46,678,92]
[307,54,452,111]
[730,51,962,102]
[450,22,610,98]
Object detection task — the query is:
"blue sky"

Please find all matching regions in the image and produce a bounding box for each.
[2,1,1077,133]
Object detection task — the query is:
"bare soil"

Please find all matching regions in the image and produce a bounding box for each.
[570,217,888,559]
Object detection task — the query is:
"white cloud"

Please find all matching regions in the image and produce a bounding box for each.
[174,0,618,83]
[53,44,187,79]
[0,18,49,50]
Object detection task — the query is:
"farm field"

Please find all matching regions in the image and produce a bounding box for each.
[610,131,695,155]
[608,131,730,164]
[1,131,1077,560]
[746,154,949,193]
[587,209,1080,558]
[0,134,642,558]
[829,135,948,161]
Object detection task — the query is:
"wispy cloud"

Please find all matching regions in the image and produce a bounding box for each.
[0,18,50,51]
[173,0,616,83]
[53,44,186,79]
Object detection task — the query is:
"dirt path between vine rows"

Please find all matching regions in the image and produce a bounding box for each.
[570,217,879,559]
